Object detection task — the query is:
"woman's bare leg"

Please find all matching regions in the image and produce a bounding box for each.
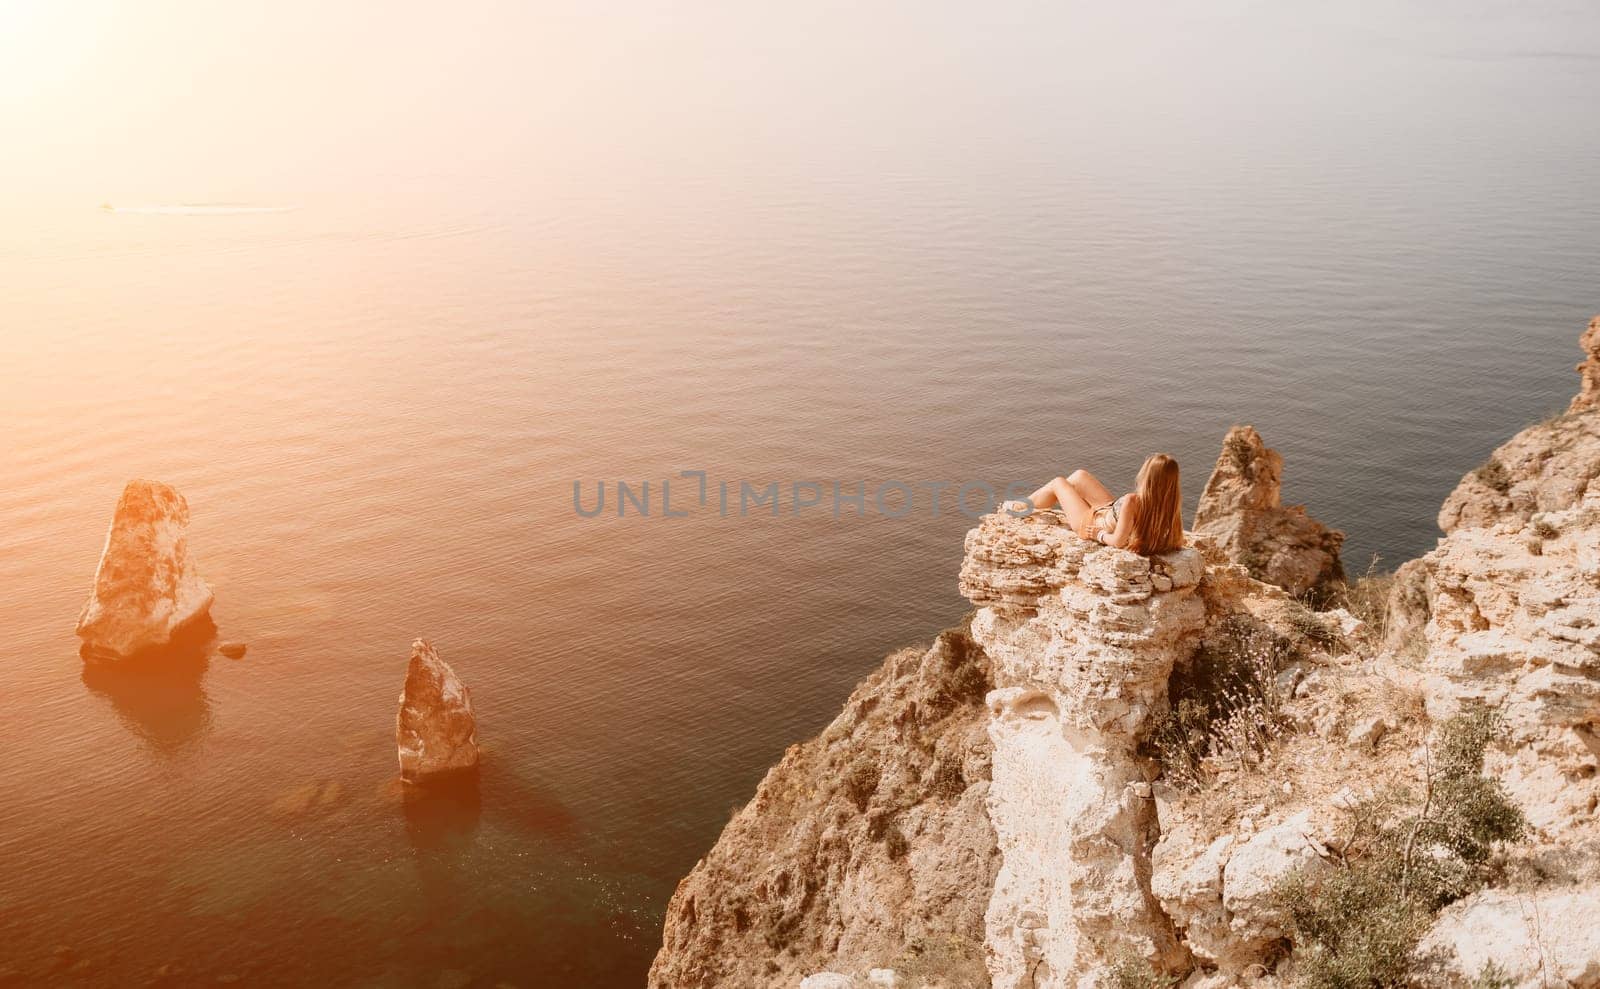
[1066,468,1114,508]
[1028,476,1094,532]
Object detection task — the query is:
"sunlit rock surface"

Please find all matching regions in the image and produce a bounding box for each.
[1193,424,1346,600]
[396,639,480,783]
[648,630,998,989]
[75,479,214,662]
[1153,808,1332,974]
[1387,325,1600,840]
[650,316,1600,988]
[1569,314,1600,414]
[1437,325,1600,534]
[1418,884,1600,989]
[961,509,1207,985]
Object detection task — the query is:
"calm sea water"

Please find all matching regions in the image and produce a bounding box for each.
[3,3,1599,985]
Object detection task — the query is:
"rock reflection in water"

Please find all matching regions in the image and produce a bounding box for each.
[401,771,483,851]
[80,619,215,754]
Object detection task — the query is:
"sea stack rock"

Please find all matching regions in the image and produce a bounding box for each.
[1193,425,1346,600]
[396,639,479,783]
[76,480,215,662]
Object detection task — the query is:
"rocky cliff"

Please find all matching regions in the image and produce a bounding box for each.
[960,510,1208,984]
[1192,425,1345,601]
[1379,327,1600,989]
[652,319,1600,989]
[649,630,1000,989]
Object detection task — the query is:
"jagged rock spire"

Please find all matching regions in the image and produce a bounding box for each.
[1193,425,1346,600]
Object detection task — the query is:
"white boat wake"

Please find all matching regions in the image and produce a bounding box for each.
[99,203,298,215]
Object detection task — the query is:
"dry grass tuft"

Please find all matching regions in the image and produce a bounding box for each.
[1147,618,1293,790]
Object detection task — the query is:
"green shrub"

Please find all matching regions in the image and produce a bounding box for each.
[1276,862,1425,989]
[1274,708,1527,987]
[1471,960,1515,989]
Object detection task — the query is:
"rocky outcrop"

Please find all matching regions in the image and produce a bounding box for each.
[651,318,1600,988]
[649,630,998,989]
[1570,314,1600,413]
[1385,326,1600,840]
[960,510,1208,985]
[76,479,214,662]
[651,507,1365,988]
[1152,810,1331,975]
[396,640,480,783]
[1437,328,1600,533]
[1418,883,1600,988]
[1193,425,1346,601]
[1366,320,1600,988]
[1436,411,1600,536]
[1387,505,1600,841]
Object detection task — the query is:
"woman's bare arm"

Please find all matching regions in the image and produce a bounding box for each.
[1099,494,1138,549]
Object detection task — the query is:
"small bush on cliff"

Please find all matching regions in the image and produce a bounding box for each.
[843,762,881,812]
[1147,618,1292,789]
[1275,860,1423,989]
[1099,949,1179,989]
[1225,429,1257,474]
[1335,556,1392,642]
[1288,603,1341,652]
[1332,556,1429,664]
[1273,708,1527,989]
[931,756,967,800]
[897,933,988,989]
[1473,458,1512,494]
[1470,960,1515,989]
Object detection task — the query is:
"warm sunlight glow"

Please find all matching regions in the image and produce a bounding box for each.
[0,0,108,108]
[2,2,1597,984]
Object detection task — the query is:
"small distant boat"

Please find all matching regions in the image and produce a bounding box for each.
[99,202,297,215]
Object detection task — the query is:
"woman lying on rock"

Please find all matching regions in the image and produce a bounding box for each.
[1006,453,1184,554]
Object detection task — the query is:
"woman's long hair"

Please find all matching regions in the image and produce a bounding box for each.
[1127,454,1184,555]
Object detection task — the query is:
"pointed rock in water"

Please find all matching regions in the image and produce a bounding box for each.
[76,480,215,662]
[396,640,479,783]
[1193,425,1346,600]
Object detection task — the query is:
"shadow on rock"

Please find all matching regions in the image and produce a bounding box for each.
[80,617,215,754]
